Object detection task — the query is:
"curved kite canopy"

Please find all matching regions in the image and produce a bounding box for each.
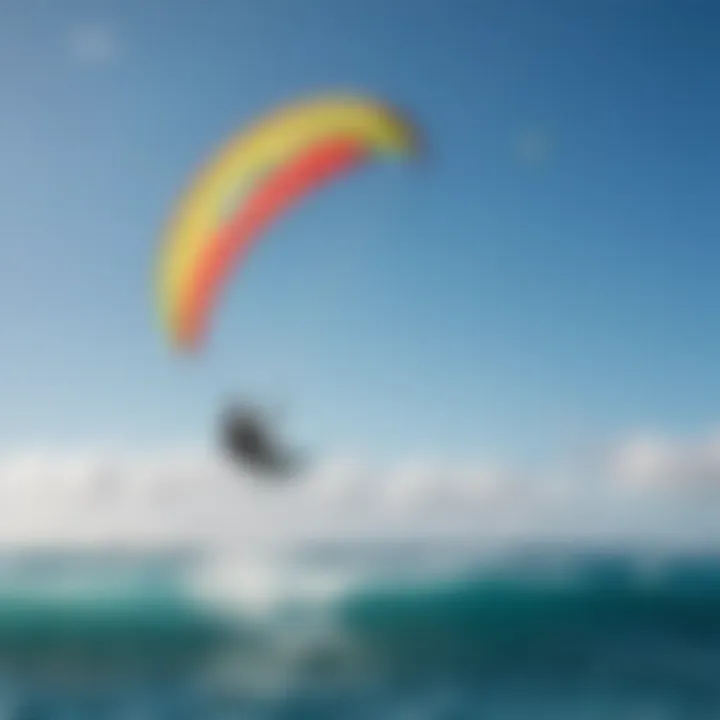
[156,93,419,352]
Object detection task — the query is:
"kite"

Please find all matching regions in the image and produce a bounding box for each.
[155,92,419,352]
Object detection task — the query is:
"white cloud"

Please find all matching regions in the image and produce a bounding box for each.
[2,428,720,549]
[68,21,120,66]
[608,429,720,498]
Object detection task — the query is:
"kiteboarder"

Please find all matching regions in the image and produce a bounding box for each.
[218,402,300,477]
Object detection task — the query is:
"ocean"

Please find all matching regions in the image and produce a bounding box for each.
[0,542,719,718]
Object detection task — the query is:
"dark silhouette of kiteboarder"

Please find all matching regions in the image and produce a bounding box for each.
[218,402,301,478]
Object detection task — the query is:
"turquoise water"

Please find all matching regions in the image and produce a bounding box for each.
[0,546,719,717]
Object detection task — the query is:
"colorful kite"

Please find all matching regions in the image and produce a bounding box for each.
[156,93,419,352]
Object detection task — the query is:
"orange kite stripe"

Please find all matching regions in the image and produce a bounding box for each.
[176,135,369,349]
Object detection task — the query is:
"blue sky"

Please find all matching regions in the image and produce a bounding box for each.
[1,0,719,467]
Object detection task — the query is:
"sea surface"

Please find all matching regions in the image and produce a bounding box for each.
[0,542,719,718]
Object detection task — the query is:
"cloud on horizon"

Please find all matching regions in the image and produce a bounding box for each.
[2,428,720,548]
